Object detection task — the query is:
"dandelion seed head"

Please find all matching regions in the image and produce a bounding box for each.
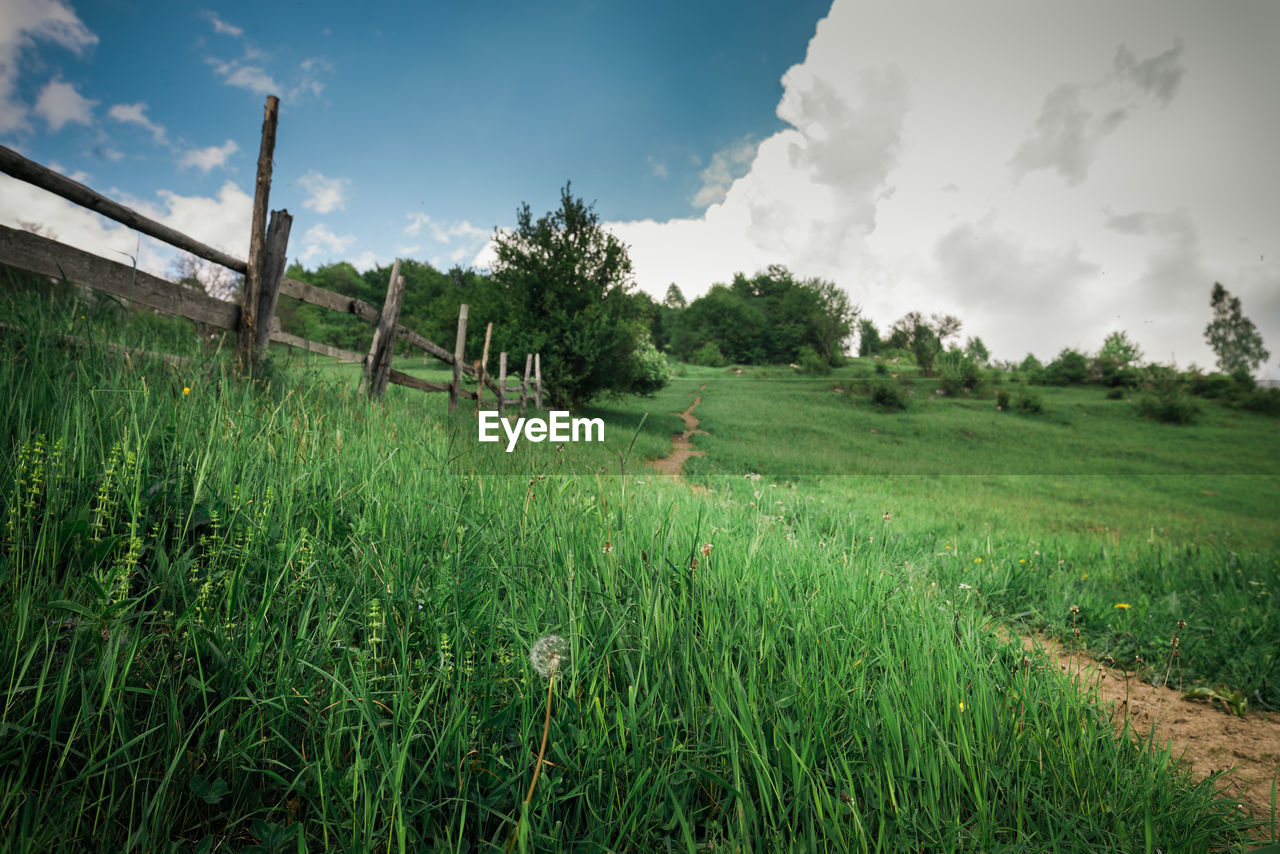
[530,634,568,678]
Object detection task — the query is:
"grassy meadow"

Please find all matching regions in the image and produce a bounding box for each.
[2,284,1278,851]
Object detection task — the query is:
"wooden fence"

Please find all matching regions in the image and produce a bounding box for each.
[0,95,541,414]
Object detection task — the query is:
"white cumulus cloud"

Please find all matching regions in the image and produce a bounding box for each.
[299,171,350,214]
[108,101,167,144]
[0,0,97,134]
[690,137,756,208]
[201,10,244,38]
[300,223,356,261]
[179,139,239,172]
[0,175,252,277]
[33,78,96,131]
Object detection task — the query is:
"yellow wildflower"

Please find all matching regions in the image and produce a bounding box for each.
[1113,602,1131,609]
[183,386,190,396]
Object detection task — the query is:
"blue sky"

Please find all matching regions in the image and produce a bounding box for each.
[2,0,1278,372]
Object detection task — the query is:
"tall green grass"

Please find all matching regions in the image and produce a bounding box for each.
[0,285,1266,850]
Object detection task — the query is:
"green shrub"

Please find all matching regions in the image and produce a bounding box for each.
[1091,354,1141,388]
[1042,348,1089,385]
[874,361,888,376]
[797,345,832,375]
[995,388,1011,410]
[1236,388,1280,416]
[1016,390,1044,413]
[1186,370,1234,400]
[870,381,910,411]
[1137,388,1201,424]
[691,341,726,367]
[937,350,986,396]
[628,333,674,396]
[1105,387,1125,400]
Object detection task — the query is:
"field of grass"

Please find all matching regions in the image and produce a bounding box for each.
[2,286,1277,851]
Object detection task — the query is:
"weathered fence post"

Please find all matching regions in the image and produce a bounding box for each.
[359,258,405,399]
[249,208,292,367]
[521,353,532,417]
[534,353,543,410]
[449,304,469,413]
[236,94,281,375]
[497,352,508,414]
[475,321,492,414]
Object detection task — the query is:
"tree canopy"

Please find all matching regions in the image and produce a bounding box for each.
[1205,282,1270,375]
[487,183,665,409]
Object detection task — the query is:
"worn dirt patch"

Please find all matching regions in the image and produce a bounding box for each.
[1019,630,1279,838]
[650,391,708,478]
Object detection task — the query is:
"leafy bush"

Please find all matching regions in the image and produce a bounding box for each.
[628,333,673,396]
[995,388,1011,410]
[1229,366,1257,391]
[1041,348,1089,385]
[1016,390,1044,413]
[1140,363,1181,386]
[1185,370,1234,400]
[874,361,888,376]
[691,341,726,367]
[1236,388,1280,416]
[879,347,915,365]
[869,381,910,411]
[1105,387,1125,400]
[1137,388,1201,424]
[937,350,986,396]
[797,345,831,376]
[1090,354,1140,388]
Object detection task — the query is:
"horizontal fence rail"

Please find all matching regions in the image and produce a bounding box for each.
[0,99,541,411]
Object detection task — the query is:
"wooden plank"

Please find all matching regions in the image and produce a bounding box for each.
[534,352,543,410]
[278,276,380,324]
[249,208,291,371]
[387,369,475,397]
[270,328,363,362]
[521,353,532,417]
[237,95,281,372]
[449,303,468,413]
[359,258,405,398]
[475,321,492,414]
[0,225,239,329]
[394,322,453,363]
[0,144,248,274]
[498,351,508,413]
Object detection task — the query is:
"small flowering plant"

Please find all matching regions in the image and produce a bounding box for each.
[530,633,568,679]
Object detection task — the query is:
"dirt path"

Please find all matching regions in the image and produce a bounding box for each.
[1019,630,1279,837]
[650,385,708,478]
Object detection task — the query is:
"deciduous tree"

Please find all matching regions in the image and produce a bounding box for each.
[1204,282,1269,375]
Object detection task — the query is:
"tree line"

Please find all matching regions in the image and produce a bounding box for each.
[188,183,1269,411]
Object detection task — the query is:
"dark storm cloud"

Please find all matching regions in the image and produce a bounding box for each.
[1008,84,1097,185]
[1113,39,1185,105]
[1009,40,1187,185]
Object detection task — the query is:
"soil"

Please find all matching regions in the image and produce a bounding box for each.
[649,385,708,478]
[1019,630,1279,839]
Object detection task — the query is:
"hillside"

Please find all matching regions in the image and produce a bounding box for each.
[1,290,1277,851]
